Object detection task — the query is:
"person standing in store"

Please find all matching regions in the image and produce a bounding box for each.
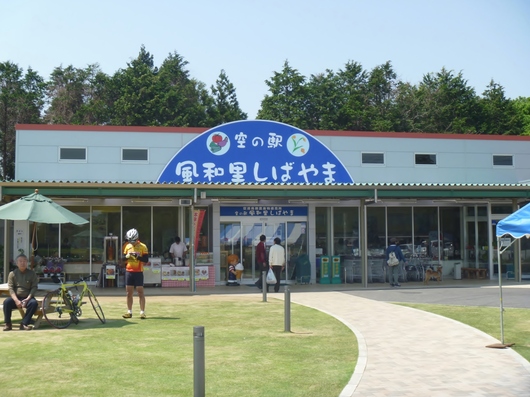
[269,237,285,293]
[386,238,406,287]
[254,234,268,290]
[169,236,187,266]
[3,254,39,331]
[122,228,149,319]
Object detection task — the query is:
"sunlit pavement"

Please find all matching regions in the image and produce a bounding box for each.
[68,279,530,396]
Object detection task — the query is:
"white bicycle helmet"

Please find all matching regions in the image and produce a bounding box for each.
[126,228,139,242]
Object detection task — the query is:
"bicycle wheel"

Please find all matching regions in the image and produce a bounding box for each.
[42,289,73,329]
[87,289,106,323]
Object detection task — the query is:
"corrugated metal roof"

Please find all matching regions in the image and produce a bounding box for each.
[3,180,530,187]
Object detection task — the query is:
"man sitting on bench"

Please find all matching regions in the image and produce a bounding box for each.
[3,254,39,331]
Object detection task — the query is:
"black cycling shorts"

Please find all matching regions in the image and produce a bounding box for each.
[125,271,144,287]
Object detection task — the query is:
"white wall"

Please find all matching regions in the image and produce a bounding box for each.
[15,127,530,184]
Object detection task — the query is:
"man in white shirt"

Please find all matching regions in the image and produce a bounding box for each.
[169,236,187,266]
[268,237,285,292]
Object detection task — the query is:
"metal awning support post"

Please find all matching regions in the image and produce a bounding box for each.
[189,202,196,293]
[497,236,516,345]
[497,237,504,344]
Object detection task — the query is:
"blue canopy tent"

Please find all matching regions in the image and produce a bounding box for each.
[495,203,530,343]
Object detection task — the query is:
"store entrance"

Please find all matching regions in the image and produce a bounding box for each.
[220,219,307,284]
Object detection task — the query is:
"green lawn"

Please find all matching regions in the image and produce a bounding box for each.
[397,303,530,362]
[1,295,356,397]
[5,292,527,397]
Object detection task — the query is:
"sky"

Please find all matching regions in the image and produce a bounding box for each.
[1,0,529,119]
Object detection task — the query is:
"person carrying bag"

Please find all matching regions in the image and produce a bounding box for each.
[254,235,269,290]
[386,238,406,287]
[268,237,285,293]
[266,267,277,285]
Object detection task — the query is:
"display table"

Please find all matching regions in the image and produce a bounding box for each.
[161,264,214,288]
[461,267,488,279]
[144,258,162,286]
[39,272,66,283]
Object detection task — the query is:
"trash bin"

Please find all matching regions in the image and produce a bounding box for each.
[454,262,461,280]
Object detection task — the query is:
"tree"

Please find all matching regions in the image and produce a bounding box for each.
[394,81,422,132]
[414,68,479,133]
[109,45,159,125]
[305,70,342,130]
[44,64,109,125]
[478,80,523,135]
[513,97,530,136]
[79,70,113,125]
[257,60,309,128]
[106,47,218,127]
[155,51,215,127]
[210,69,247,125]
[334,61,369,130]
[366,61,398,131]
[0,62,45,180]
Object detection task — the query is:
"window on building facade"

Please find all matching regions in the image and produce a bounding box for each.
[362,152,384,165]
[35,205,200,267]
[439,207,461,260]
[366,206,386,253]
[123,206,152,249]
[364,206,462,263]
[493,155,513,166]
[388,207,413,250]
[153,207,181,257]
[59,147,86,162]
[122,148,148,162]
[90,207,121,264]
[316,207,331,257]
[333,207,359,257]
[35,206,90,260]
[415,153,437,165]
[413,207,437,255]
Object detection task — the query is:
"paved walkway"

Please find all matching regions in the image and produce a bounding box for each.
[69,280,530,395]
[286,291,530,396]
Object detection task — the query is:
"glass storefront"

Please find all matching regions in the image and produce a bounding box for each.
[14,199,524,286]
[220,219,307,284]
[316,204,463,284]
[30,205,210,279]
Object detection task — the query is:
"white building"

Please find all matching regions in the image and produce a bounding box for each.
[2,120,529,286]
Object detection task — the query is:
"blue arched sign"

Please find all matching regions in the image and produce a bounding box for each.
[157,120,353,184]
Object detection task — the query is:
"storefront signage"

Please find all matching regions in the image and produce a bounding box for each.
[220,206,308,217]
[161,265,209,281]
[105,265,116,280]
[193,209,206,253]
[157,120,354,184]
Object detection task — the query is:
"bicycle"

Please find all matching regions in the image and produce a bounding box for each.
[41,274,106,329]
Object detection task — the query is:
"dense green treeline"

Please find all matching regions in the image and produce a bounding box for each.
[1,45,529,180]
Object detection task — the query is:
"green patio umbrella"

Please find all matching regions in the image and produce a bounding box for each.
[0,189,88,269]
[0,189,88,225]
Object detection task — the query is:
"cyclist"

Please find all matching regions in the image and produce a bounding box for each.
[122,228,149,319]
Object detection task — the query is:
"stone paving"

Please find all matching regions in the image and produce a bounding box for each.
[85,280,530,396]
[287,291,530,397]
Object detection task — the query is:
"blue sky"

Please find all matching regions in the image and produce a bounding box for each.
[1,0,529,119]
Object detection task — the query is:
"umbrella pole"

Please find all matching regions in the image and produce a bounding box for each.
[30,222,37,270]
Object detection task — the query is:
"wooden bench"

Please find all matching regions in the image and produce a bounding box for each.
[461,267,488,279]
[0,298,44,329]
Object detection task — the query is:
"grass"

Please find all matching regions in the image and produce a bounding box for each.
[0,295,356,397]
[397,303,530,362]
[5,291,528,397]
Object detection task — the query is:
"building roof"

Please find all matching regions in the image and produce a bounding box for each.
[16,123,530,142]
[1,180,529,203]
